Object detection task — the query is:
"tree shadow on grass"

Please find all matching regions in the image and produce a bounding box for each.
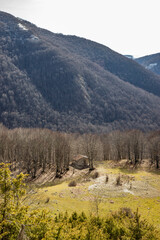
[119,167,139,175]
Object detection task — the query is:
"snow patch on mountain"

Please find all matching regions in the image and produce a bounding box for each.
[18,23,28,31]
[146,63,157,70]
[31,35,39,40]
[27,35,40,42]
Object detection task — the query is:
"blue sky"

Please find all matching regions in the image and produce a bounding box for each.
[1,0,160,57]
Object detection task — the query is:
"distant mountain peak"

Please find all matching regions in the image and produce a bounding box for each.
[135,53,160,75]
[124,55,134,59]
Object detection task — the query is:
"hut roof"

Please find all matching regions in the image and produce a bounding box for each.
[73,154,88,161]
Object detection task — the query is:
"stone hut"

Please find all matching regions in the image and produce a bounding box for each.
[71,155,89,170]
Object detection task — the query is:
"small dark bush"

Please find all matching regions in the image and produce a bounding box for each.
[45,197,50,203]
[68,180,77,187]
[105,174,109,183]
[116,175,121,186]
[92,171,99,179]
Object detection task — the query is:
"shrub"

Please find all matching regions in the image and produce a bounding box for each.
[120,207,133,217]
[92,171,99,179]
[45,197,50,203]
[105,174,109,183]
[116,175,121,186]
[68,180,77,187]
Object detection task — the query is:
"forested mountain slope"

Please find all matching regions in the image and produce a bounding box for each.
[136,53,160,75]
[0,11,160,132]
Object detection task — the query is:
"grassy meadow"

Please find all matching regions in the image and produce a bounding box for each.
[24,161,160,230]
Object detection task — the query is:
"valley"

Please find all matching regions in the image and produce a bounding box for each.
[0,9,160,239]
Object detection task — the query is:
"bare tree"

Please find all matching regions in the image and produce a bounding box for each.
[129,130,145,166]
[148,132,160,169]
[54,132,71,177]
[81,134,100,170]
[100,134,111,160]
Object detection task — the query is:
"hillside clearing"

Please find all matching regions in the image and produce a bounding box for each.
[24,161,160,229]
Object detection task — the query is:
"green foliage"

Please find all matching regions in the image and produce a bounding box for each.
[0,163,28,240]
[25,210,52,240]
[24,209,160,240]
[128,209,158,240]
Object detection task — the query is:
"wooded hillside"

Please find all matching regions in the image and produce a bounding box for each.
[1,11,160,132]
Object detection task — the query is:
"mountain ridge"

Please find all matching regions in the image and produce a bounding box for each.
[0,11,160,132]
[135,53,160,75]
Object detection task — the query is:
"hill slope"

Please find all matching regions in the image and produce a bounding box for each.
[135,53,160,75]
[0,11,160,132]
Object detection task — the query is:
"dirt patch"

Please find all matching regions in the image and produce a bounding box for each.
[88,173,160,198]
[27,166,89,185]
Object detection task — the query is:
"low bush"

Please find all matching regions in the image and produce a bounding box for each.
[105,174,109,183]
[68,180,77,187]
[116,174,122,186]
[92,171,99,179]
